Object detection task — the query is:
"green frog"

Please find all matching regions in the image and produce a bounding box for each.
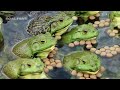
[63,51,101,74]
[12,32,57,59]
[59,24,99,45]
[109,11,120,37]
[27,11,73,36]
[2,58,47,79]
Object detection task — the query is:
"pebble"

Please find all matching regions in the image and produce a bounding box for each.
[79,40,85,45]
[100,66,106,72]
[104,46,110,50]
[99,23,104,27]
[85,41,91,45]
[47,65,53,70]
[54,47,58,51]
[93,24,98,28]
[86,44,93,49]
[77,72,83,77]
[86,78,91,79]
[50,62,56,67]
[43,58,49,62]
[56,63,63,68]
[100,48,106,52]
[89,16,95,20]
[113,30,118,34]
[55,60,61,63]
[105,50,111,53]
[105,19,110,22]
[104,22,109,26]
[100,20,105,23]
[111,51,117,55]
[109,32,116,37]
[90,74,97,79]
[100,52,106,57]
[95,50,101,54]
[51,50,57,55]
[79,77,85,79]
[49,58,54,63]
[110,47,116,51]
[84,73,90,78]
[113,45,119,48]
[91,39,97,44]
[106,53,113,58]
[48,53,54,58]
[107,29,112,34]
[115,47,120,53]
[95,13,100,17]
[96,73,102,77]
[90,48,97,52]
[94,21,100,25]
[68,43,75,47]
[45,61,51,65]
[74,41,80,46]
[44,68,49,73]
[71,70,77,76]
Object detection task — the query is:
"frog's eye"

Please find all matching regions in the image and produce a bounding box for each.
[83,30,88,34]
[40,40,46,44]
[27,64,31,67]
[59,18,63,22]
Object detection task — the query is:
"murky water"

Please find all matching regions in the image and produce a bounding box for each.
[0,11,120,79]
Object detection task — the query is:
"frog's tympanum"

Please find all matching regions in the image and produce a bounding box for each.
[63,51,101,74]
[2,58,47,79]
[60,24,99,45]
[27,12,73,36]
[12,32,57,59]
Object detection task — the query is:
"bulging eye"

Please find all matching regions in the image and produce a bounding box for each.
[41,40,45,44]
[59,18,63,22]
[27,64,31,67]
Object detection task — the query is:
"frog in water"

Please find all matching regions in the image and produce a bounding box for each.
[12,32,57,59]
[27,11,73,37]
[109,11,120,36]
[59,24,99,45]
[63,51,101,74]
[2,58,48,79]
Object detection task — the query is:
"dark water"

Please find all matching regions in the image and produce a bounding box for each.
[0,11,120,79]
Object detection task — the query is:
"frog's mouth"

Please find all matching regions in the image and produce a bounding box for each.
[33,45,55,59]
[82,69,100,75]
[54,23,73,36]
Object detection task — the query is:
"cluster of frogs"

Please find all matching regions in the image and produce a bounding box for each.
[0,11,120,79]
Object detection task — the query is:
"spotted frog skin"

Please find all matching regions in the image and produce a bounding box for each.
[12,32,57,59]
[60,24,99,44]
[27,11,73,36]
[63,51,101,74]
[2,58,45,79]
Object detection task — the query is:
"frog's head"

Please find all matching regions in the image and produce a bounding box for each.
[63,51,101,74]
[109,11,120,29]
[75,11,100,22]
[50,12,73,35]
[73,24,99,40]
[20,58,44,75]
[12,32,57,59]
[60,24,99,44]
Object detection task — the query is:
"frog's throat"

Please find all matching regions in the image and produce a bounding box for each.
[81,69,100,75]
[36,45,55,59]
[52,22,73,36]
